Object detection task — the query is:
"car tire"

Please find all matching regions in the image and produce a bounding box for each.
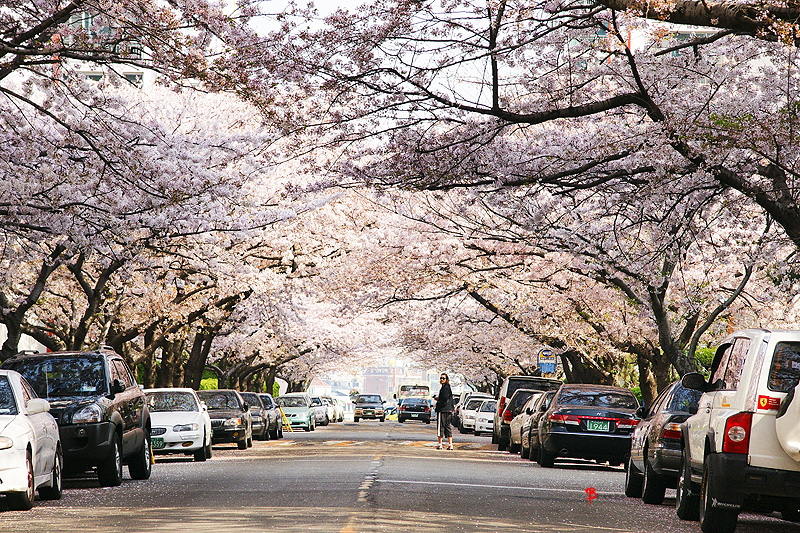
[782,501,800,522]
[699,458,738,533]
[205,438,213,458]
[676,448,700,521]
[194,432,208,462]
[238,437,248,448]
[8,450,35,510]
[497,438,507,452]
[270,425,279,439]
[491,431,498,445]
[538,443,555,468]
[247,434,253,448]
[129,433,153,480]
[509,440,520,454]
[354,417,359,422]
[624,455,643,498]
[39,447,63,501]
[642,455,667,504]
[379,417,385,422]
[425,418,431,424]
[398,417,405,423]
[97,432,123,487]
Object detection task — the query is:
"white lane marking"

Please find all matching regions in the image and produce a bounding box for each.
[376,479,625,496]
[357,456,382,502]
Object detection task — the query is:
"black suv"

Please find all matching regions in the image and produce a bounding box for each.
[2,348,152,486]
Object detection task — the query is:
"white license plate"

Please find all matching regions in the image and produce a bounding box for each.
[411,413,418,417]
[586,420,609,432]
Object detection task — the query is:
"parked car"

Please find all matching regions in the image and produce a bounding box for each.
[239,392,269,440]
[397,397,432,423]
[276,393,315,431]
[457,392,493,432]
[677,329,800,532]
[257,393,284,439]
[524,390,557,460]
[454,391,490,426]
[310,396,330,426]
[473,399,496,436]
[537,383,639,468]
[322,396,343,422]
[509,391,545,454]
[494,375,562,450]
[0,369,62,509]
[353,394,385,422]
[460,395,493,433]
[197,389,252,449]
[624,380,702,504]
[500,389,542,453]
[2,348,152,487]
[144,388,213,461]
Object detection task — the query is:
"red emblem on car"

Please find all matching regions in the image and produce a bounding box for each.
[757,395,780,410]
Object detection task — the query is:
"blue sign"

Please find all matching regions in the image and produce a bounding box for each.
[538,348,556,375]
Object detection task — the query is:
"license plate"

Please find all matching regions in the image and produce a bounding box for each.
[586,420,609,432]
[411,413,418,417]
[152,437,165,449]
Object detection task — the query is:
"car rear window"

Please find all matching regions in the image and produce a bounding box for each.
[0,376,18,415]
[147,391,198,412]
[557,389,638,409]
[668,384,703,413]
[403,398,426,406]
[768,342,800,392]
[6,356,106,399]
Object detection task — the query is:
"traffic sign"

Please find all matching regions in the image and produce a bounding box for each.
[538,348,556,374]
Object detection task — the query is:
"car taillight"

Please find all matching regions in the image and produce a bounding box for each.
[503,409,513,423]
[424,406,430,412]
[499,397,507,413]
[400,405,406,411]
[549,413,580,425]
[723,412,752,454]
[660,422,682,441]
[617,418,639,430]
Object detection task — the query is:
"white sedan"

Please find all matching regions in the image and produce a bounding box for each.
[144,388,212,462]
[0,369,62,510]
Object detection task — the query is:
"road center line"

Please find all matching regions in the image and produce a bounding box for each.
[357,454,383,503]
[376,479,624,496]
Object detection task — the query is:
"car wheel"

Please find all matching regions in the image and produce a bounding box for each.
[97,432,123,487]
[205,437,213,459]
[521,440,530,459]
[509,440,520,454]
[699,458,738,533]
[379,417,385,422]
[39,446,63,500]
[8,450,35,510]
[278,425,284,439]
[129,433,153,480]
[354,417,360,423]
[624,455,643,498]
[247,435,253,448]
[782,501,800,522]
[425,418,431,424]
[491,431,498,444]
[538,443,555,468]
[238,437,248,449]
[270,425,279,439]
[398,417,404,423]
[194,432,208,462]
[642,455,667,504]
[497,438,507,452]
[676,448,700,521]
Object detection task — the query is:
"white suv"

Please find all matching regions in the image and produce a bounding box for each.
[678,329,800,532]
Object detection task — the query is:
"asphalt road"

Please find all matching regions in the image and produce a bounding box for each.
[2,420,798,532]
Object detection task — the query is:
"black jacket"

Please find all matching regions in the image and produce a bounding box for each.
[435,383,454,412]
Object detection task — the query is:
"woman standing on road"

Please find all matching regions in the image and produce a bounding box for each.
[434,373,455,450]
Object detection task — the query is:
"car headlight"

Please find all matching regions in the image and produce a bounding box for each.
[72,404,103,424]
[224,417,242,427]
[0,436,13,450]
[173,423,199,432]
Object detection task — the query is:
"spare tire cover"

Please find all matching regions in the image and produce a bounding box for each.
[776,383,800,461]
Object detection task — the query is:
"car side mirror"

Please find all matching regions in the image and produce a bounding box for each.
[200,401,208,412]
[540,403,548,412]
[26,398,50,414]
[525,407,532,415]
[113,379,125,393]
[242,403,249,411]
[635,406,647,418]
[681,372,708,392]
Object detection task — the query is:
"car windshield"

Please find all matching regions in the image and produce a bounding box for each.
[558,389,638,409]
[146,391,198,412]
[0,376,18,415]
[240,393,261,408]
[479,401,496,412]
[198,391,240,409]
[277,396,308,407]
[6,356,106,399]
[357,395,381,403]
[465,398,485,410]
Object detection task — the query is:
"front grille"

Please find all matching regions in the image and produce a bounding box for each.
[151,427,167,436]
[211,419,223,428]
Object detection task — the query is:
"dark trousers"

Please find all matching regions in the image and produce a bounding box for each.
[437,411,453,438]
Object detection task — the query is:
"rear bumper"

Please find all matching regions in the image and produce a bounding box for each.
[705,453,800,506]
[542,431,631,461]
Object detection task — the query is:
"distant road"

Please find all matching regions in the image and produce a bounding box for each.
[2,421,794,532]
